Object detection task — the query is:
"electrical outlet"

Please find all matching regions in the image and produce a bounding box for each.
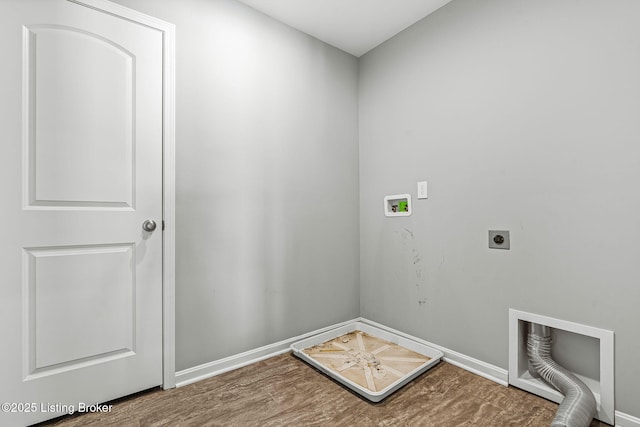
[489,230,510,249]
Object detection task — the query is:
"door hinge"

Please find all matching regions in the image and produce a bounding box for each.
[162,220,165,231]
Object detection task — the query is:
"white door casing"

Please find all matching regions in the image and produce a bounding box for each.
[0,1,175,425]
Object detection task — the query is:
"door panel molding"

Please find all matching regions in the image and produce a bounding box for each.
[23,24,137,210]
[23,243,137,379]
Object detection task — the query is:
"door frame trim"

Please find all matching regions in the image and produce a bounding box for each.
[68,0,176,389]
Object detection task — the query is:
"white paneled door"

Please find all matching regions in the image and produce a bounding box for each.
[0,1,166,425]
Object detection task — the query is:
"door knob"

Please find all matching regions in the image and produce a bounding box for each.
[142,219,157,232]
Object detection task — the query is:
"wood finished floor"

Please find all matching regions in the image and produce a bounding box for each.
[40,353,609,427]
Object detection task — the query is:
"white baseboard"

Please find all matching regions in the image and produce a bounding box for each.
[174,317,640,426]
[616,411,640,427]
[176,317,507,388]
[174,318,361,387]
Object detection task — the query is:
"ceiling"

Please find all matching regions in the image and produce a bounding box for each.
[234,0,455,57]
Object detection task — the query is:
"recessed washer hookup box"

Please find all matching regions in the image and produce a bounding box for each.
[291,322,443,402]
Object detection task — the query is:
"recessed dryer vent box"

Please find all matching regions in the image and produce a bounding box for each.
[384,194,411,217]
[508,309,614,424]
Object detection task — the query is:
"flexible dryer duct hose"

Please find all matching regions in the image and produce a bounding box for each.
[527,323,597,427]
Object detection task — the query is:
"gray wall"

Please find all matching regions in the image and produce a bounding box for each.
[359,0,640,415]
[110,0,639,415]
[111,0,360,371]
